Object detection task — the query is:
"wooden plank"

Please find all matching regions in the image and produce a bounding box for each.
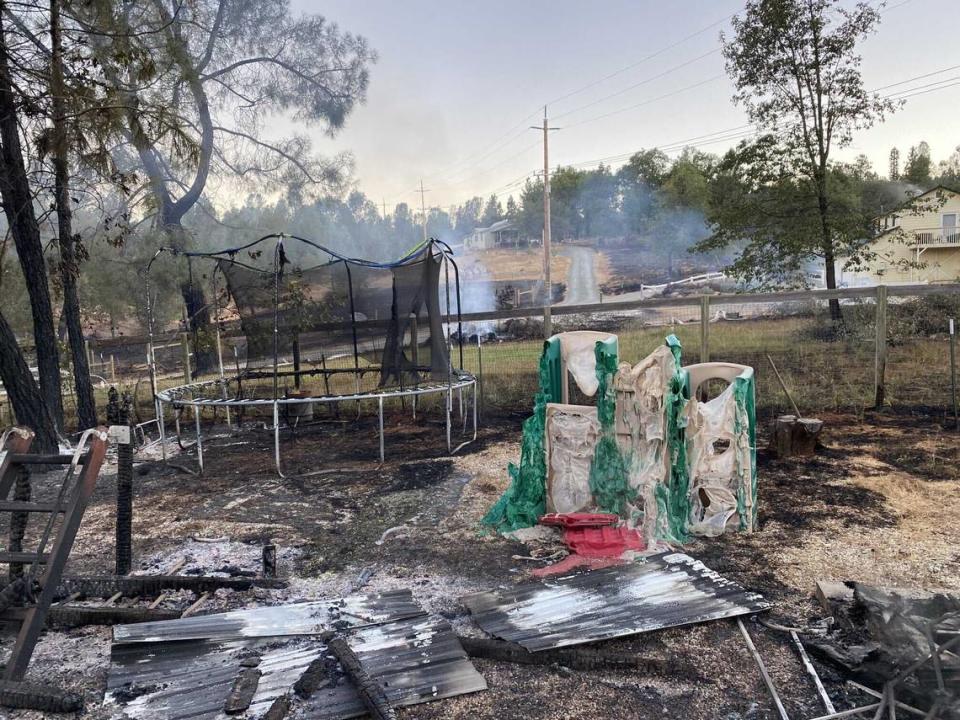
[3,428,109,681]
[0,552,50,564]
[6,454,78,465]
[815,580,854,614]
[0,501,65,513]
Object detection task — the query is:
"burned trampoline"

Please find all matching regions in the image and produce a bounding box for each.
[143,235,478,474]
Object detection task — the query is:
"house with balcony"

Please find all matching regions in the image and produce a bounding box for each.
[835,185,960,286]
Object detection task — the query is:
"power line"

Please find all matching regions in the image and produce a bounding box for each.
[884,75,960,98]
[415,8,739,190]
[552,47,721,122]
[869,63,960,93]
[543,9,737,109]
[565,75,724,129]
[892,78,960,100]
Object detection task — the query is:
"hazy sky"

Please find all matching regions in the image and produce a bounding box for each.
[288,0,960,210]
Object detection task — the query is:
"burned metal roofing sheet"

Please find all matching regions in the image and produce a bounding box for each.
[107,615,487,720]
[461,552,770,652]
[112,589,424,644]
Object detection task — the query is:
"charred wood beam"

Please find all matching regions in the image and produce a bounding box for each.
[223,667,261,714]
[293,656,334,699]
[0,578,31,615]
[0,680,82,713]
[55,575,285,599]
[262,695,291,720]
[45,605,180,627]
[458,635,693,677]
[327,635,395,720]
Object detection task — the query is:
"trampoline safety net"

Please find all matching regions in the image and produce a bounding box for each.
[146,235,477,472]
[162,236,462,403]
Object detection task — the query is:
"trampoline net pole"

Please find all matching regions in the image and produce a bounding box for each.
[212,265,231,426]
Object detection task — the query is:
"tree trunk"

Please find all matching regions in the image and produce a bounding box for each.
[0,310,58,453]
[0,8,64,429]
[50,0,97,430]
[817,189,843,325]
[161,221,215,374]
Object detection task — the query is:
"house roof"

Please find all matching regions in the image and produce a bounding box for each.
[888,184,958,212]
[874,184,959,228]
[473,219,514,234]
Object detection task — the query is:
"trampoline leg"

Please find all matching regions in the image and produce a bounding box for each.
[451,381,478,455]
[195,407,204,474]
[459,388,464,421]
[412,394,417,421]
[378,396,385,463]
[157,399,167,462]
[445,388,452,454]
[273,401,284,478]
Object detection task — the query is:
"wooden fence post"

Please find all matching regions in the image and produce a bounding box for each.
[874,285,888,409]
[181,332,192,384]
[700,295,710,364]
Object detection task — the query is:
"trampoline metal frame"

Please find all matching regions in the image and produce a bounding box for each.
[154,372,478,474]
[143,235,478,476]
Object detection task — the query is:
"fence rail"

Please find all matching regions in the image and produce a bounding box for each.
[6,283,960,429]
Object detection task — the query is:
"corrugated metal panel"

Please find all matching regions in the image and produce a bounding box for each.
[112,589,425,644]
[107,612,486,719]
[461,552,770,652]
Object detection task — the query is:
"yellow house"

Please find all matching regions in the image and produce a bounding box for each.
[843,185,960,285]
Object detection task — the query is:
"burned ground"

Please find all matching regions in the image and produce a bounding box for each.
[2,410,959,719]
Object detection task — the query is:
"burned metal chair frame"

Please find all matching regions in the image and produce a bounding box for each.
[0,427,108,680]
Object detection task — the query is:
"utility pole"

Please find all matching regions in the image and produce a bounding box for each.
[382,198,388,220]
[531,107,560,338]
[418,179,430,242]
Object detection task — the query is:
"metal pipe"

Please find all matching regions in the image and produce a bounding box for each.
[273,401,284,478]
[156,375,477,407]
[212,264,231,426]
[737,619,790,720]
[808,704,882,720]
[477,335,483,422]
[846,683,926,718]
[378,396,384,463]
[272,237,283,405]
[950,318,957,430]
[791,631,834,714]
[194,404,204,474]
[446,385,452,454]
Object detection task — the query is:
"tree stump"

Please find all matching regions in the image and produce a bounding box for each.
[772,415,823,458]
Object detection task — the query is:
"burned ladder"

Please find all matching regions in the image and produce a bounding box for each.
[0,426,108,680]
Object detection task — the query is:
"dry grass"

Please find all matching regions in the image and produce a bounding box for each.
[460,248,571,282]
[770,454,960,597]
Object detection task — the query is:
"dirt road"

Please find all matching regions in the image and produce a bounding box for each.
[558,245,600,305]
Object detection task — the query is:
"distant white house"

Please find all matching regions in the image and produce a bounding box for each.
[820,185,960,287]
[463,220,519,250]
